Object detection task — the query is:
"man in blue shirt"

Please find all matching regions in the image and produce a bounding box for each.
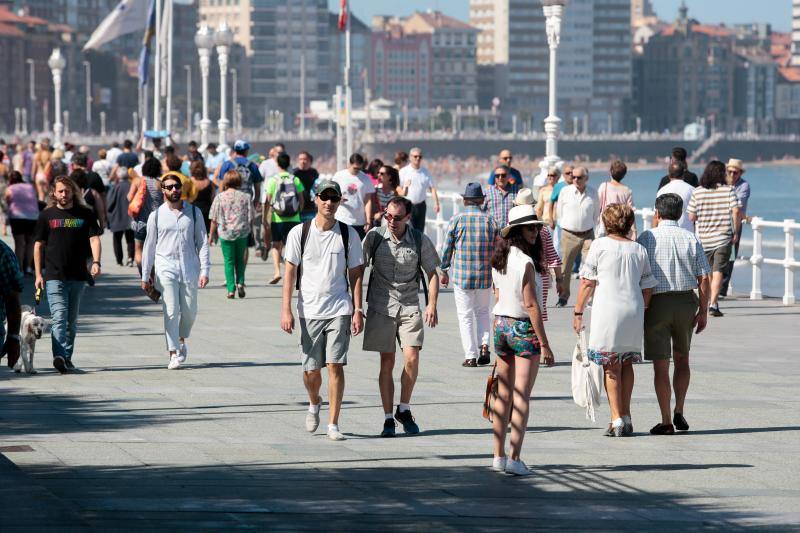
[487,149,523,193]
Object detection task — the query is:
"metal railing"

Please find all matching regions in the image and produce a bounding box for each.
[425,191,798,306]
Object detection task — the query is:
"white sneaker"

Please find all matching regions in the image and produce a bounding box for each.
[327,426,346,441]
[177,343,188,364]
[167,354,181,370]
[505,458,532,476]
[492,456,507,472]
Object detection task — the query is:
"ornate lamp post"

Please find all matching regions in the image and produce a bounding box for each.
[214,21,233,151]
[48,48,66,147]
[538,0,567,185]
[195,24,214,149]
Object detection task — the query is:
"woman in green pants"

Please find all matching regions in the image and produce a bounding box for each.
[209,170,255,299]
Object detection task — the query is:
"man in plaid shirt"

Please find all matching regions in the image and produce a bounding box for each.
[441,183,498,367]
[483,165,516,228]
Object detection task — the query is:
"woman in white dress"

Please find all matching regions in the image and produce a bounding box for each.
[573,204,657,437]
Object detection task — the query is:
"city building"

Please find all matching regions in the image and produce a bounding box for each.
[793,0,800,66]
[470,0,631,134]
[198,0,331,128]
[631,0,657,29]
[734,49,777,133]
[401,10,478,110]
[370,16,432,110]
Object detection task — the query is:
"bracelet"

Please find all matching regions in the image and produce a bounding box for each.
[92,261,101,266]
[574,312,583,316]
[353,308,364,316]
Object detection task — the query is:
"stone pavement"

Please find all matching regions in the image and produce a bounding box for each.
[1,232,799,531]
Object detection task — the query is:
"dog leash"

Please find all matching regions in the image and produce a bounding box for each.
[34,287,43,315]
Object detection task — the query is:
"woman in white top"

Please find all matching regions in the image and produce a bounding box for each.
[490,205,555,476]
[573,204,658,437]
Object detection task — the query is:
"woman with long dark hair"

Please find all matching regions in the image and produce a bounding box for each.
[489,204,555,476]
[372,165,403,226]
[190,160,214,233]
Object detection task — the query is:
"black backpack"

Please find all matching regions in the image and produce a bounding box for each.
[295,220,351,291]
[270,173,301,217]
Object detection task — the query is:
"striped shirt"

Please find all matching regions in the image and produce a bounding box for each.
[686,185,739,251]
[483,186,516,228]
[440,206,497,290]
[637,220,711,294]
[538,226,562,322]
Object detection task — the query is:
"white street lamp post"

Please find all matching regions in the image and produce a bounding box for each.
[100,111,107,136]
[231,68,237,133]
[83,60,92,133]
[14,108,21,135]
[184,64,192,133]
[195,24,214,149]
[538,0,567,185]
[214,21,233,151]
[48,48,66,147]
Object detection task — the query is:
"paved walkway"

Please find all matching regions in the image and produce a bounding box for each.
[1,233,798,531]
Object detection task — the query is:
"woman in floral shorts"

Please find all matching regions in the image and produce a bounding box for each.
[488,204,555,477]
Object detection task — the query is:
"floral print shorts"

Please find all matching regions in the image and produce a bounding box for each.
[493,316,541,359]
[587,350,642,366]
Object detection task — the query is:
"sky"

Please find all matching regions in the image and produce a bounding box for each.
[333,0,792,32]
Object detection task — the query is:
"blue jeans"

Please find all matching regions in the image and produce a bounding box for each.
[46,280,86,359]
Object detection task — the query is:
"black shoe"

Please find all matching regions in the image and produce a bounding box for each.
[673,412,689,431]
[709,305,724,317]
[380,419,396,438]
[650,423,675,435]
[237,284,246,298]
[462,358,477,367]
[477,345,491,366]
[64,359,75,370]
[53,356,68,374]
[556,298,568,308]
[395,408,420,435]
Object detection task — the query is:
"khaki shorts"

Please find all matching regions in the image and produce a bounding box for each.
[299,315,350,371]
[363,308,424,353]
[705,243,732,273]
[644,291,699,361]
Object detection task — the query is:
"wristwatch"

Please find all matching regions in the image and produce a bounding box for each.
[354,308,365,316]
[92,261,101,267]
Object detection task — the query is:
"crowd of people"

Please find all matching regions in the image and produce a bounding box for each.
[0,137,748,476]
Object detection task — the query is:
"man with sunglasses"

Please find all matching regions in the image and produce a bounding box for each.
[141,174,210,370]
[487,149,523,193]
[282,180,365,441]
[400,147,440,232]
[483,165,517,228]
[362,197,441,437]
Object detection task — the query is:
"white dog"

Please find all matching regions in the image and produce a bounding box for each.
[14,306,48,374]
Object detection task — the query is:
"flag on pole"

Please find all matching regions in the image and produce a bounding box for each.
[158,0,172,98]
[84,0,150,51]
[137,0,156,86]
[337,0,348,31]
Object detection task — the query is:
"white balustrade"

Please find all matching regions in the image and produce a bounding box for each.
[424,191,797,305]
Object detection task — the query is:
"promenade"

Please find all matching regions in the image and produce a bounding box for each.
[1,233,798,531]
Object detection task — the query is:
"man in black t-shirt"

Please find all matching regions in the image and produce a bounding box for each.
[34,176,102,374]
[293,150,319,222]
[657,147,699,190]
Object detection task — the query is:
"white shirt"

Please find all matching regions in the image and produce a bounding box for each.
[259,159,280,203]
[492,246,539,320]
[141,202,211,285]
[92,159,112,186]
[105,147,122,166]
[400,165,434,205]
[332,169,375,226]
[556,184,600,233]
[284,220,364,319]
[657,179,695,232]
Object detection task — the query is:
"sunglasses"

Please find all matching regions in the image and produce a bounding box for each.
[384,212,408,222]
[548,174,558,178]
[163,183,182,191]
[318,194,341,203]
[727,169,741,174]
[377,171,388,176]
[495,173,508,178]
[500,156,513,161]
[564,171,573,175]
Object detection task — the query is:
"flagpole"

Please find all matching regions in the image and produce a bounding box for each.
[344,6,352,158]
[165,0,173,134]
[153,0,161,131]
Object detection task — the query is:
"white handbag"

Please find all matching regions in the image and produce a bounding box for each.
[571,329,604,422]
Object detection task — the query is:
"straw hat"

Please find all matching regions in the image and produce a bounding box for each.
[726,158,745,173]
[513,188,535,206]
[500,204,544,238]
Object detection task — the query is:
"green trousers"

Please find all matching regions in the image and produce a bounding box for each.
[219,235,249,293]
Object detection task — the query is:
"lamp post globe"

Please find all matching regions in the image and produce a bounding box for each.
[195,24,214,149]
[48,48,66,148]
[214,21,233,150]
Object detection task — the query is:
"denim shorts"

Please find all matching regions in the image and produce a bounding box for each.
[493,315,541,359]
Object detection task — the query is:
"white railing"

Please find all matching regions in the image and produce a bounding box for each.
[425,191,798,306]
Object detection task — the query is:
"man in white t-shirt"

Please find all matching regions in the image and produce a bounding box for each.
[258,143,284,203]
[332,153,375,240]
[657,161,695,233]
[282,179,365,441]
[399,147,440,232]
